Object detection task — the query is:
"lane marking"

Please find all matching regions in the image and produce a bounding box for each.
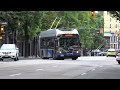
[81,73,86,75]
[53,66,57,67]
[91,69,95,71]
[36,69,43,71]
[99,66,103,67]
[9,73,21,76]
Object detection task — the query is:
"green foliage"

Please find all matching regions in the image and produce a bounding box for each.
[108,11,120,21]
[0,11,104,50]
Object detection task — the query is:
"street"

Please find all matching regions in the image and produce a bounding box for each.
[0,56,119,79]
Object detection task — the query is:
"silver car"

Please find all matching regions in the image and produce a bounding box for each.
[0,44,19,61]
[116,50,120,64]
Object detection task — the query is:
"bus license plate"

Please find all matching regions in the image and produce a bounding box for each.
[67,53,73,55]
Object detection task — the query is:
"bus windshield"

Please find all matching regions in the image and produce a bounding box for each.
[59,37,80,47]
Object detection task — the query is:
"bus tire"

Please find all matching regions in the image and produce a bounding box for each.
[60,58,64,60]
[72,57,78,60]
[53,58,56,60]
[41,51,45,59]
[53,55,57,60]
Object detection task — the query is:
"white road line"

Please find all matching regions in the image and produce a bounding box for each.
[81,73,87,75]
[53,66,57,67]
[91,69,95,71]
[99,66,103,67]
[9,73,21,77]
[36,69,43,71]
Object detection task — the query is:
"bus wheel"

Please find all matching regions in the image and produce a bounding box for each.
[60,58,64,60]
[53,57,56,60]
[72,57,78,60]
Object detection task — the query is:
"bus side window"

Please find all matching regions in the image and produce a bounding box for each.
[80,43,82,47]
[49,42,54,48]
[55,40,58,47]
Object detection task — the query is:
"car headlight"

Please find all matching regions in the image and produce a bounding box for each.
[76,51,79,53]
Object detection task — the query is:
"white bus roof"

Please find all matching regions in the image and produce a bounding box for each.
[39,28,79,38]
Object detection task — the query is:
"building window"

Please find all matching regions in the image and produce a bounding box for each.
[111,36,113,42]
[110,24,111,28]
[110,18,111,22]
[110,44,112,48]
[114,44,116,49]
[115,36,117,42]
[114,36,116,42]
[112,36,114,43]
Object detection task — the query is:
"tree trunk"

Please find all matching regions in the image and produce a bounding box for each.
[24,20,29,58]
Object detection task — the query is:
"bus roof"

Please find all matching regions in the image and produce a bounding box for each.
[39,28,79,38]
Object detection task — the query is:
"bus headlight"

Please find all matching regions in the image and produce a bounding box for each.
[59,51,62,53]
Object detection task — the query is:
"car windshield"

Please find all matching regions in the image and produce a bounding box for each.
[0,44,16,50]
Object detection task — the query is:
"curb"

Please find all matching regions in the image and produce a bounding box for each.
[19,57,41,60]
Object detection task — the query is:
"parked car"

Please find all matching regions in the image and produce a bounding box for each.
[98,50,107,56]
[91,49,100,56]
[0,44,19,61]
[116,50,120,64]
[106,49,116,57]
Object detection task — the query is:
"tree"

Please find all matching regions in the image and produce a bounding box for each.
[0,11,104,57]
[108,11,120,21]
[40,11,104,50]
[0,11,43,57]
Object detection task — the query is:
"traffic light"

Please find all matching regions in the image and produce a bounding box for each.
[0,25,5,40]
[0,26,5,33]
[90,11,95,17]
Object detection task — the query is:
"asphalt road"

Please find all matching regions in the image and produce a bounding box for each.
[0,56,119,79]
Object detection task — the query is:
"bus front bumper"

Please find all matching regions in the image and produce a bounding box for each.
[55,52,81,58]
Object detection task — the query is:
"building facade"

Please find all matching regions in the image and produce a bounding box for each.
[104,11,120,50]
